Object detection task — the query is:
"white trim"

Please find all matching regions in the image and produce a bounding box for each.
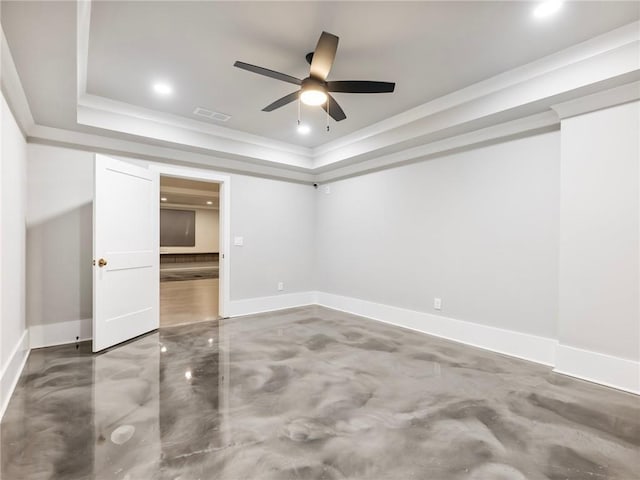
[77,96,313,169]
[313,21,640,159]
[0,330,30,420]
[18,299,640,396]
[29,318,92,349]
[227,291,316,317]
[79,94,312,159]
[551,81,640,119]
[76,0,91,101]
[66,12,640,178]
[148,164,231,318]
[314,111,559,182]
[315,292,558,366]
[27,125,315,183]
[554,344,640,395]
[1,27,35,135]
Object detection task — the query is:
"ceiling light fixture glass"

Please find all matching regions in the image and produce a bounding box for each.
[300,88,328,106]
[153,82,173,96]
[533,0,563,18]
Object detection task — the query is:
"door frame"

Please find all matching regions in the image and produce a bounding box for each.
[149,164,231,318]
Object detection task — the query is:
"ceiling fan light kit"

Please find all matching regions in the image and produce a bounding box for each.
[300,79,328,106]
[234,31,396,130]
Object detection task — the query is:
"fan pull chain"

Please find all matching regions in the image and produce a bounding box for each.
[297,96,301,128]
[326,99,330,132]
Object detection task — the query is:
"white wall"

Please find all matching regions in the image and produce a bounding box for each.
[160,207,219,254]
[316,131,560,339]
[556,101,639,390]
[230,174,315,301]
[26,143,93,333]
[25,143,316,333]
[0,93,28,417]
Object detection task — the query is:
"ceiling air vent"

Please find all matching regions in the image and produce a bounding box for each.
[193,107,231,122]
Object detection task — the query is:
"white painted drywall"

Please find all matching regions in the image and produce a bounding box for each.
[26,143,93,331]
[0,92,28,413]
[315,131,560,339]
[558,101,640,361]
[160,207,219,254]
[229,174,316,300]
[25,143,316,333]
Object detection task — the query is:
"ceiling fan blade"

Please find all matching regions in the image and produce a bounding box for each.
[309,31,339,81]
[262,91,300,112]
[322,94,346,122]
[327,81,395,94]
[234,61,302,86]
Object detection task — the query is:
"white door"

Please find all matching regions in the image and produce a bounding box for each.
[93,155,159,352]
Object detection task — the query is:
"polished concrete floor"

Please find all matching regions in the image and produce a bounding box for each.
[1,306,638,479]
[160,278,219,327]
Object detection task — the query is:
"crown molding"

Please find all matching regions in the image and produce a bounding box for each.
[73,10,640,175]
[1,28,35,136]
[551,80,640,119]
[314,110,560,183]
[77,95,314,169]
[3,7,638,183]
[77,0,91,101]
[27,125,315,183]
[311,21,640,159]
[311,29,640,169]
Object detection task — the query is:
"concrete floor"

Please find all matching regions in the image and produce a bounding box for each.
[1,306,638,479]
[160,278,219,327]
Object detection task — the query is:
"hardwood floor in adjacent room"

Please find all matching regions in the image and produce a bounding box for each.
[160,278,219,327]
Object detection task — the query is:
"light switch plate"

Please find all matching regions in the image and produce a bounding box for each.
[434,297,442,310]
[234,236,244,246]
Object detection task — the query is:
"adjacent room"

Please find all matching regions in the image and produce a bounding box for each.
[0,1,638,479]
[159,176,221,327]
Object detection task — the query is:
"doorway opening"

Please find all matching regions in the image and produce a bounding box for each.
[159,176,221,327]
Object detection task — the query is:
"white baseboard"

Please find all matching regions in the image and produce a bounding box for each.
[227,291,317,317]
[20,295,639,396]
[315,292,558,366]
[554,344,640,395]
[29,318,92,349]
[0,329,30,420]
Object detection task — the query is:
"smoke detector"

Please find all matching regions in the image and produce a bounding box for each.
[193,107,231,122]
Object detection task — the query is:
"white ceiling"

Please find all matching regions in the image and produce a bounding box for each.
[3,1,639,149]
[160,176,219,208]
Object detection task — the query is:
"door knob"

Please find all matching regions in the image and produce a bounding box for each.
[98,258,108,268]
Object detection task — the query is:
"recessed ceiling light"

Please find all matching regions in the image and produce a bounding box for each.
[153,82,173,96]
[161,197,167,202]
[185,370,192,380]
[206,201,213,205]
[297,124,311,135]
[533,0,563,19]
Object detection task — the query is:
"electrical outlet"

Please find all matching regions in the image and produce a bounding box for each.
[324,185,331,194]
[234,236,244,246]
[277,282,284,291]
[434,297,442,310]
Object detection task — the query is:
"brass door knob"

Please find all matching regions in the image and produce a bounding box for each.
[98,258,108,268]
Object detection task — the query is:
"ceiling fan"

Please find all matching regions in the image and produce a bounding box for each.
[233,31,395,122]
